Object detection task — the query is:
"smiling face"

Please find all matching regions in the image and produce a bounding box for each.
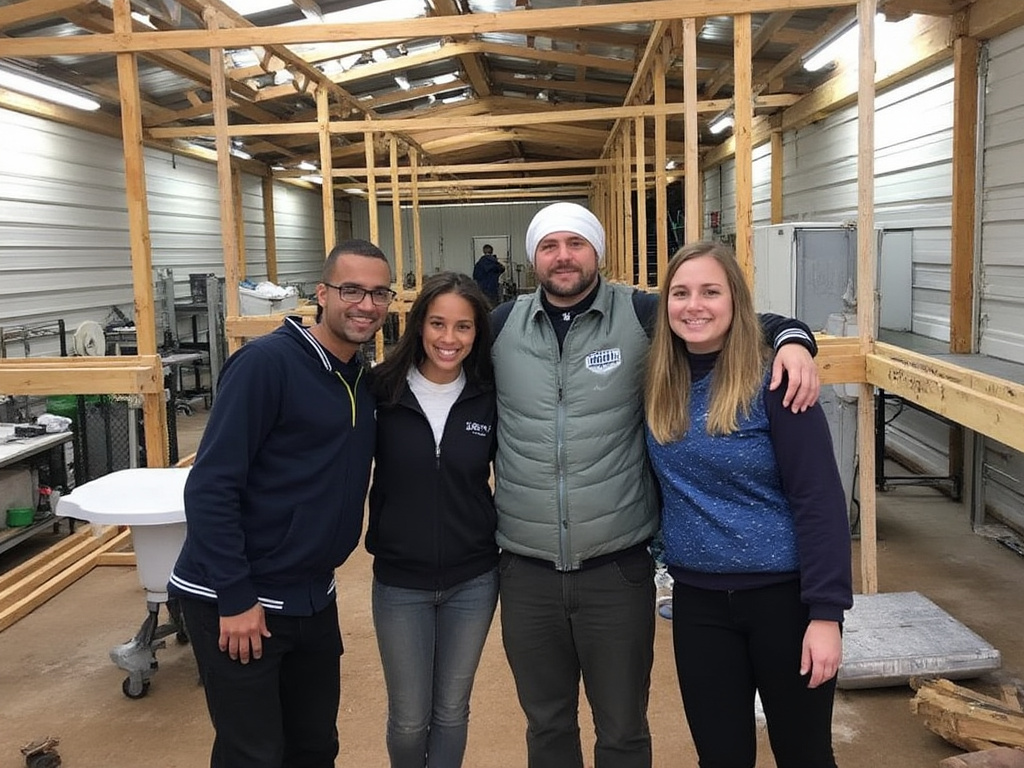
[418,291,477,384]
[666,254,734,354]
[532,231,600,307]
[313,252,392,362]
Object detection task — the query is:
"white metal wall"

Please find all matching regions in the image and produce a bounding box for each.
[979,25,1024,364]
[0,107,325,357]
[975,26,1024,533]
[704,64,956,479]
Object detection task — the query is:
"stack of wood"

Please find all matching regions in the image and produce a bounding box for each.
[910,678,1024,767]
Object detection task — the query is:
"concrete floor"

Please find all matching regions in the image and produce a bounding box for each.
[1,410,1023,767]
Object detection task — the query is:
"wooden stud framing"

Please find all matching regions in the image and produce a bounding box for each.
[653,52,668,285]
[682,17,701,244]
[950,35,979,355]
[262,173,279,283]
[856,0,878,595]
[734,13,754,281]
[771,129,784,224]
[410,147,423,293]
[390,135,404,289]
[317,86,337,252]
[635,115,648,290]
[113,0,166,468]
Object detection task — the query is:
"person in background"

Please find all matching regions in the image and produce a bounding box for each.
[644,241,852,768]
[472,243,505,305]
[169,239,394,768]
[489,201,822,768]
[365,271,499,768]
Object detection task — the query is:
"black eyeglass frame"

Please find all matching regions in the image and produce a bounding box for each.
[322,282,397,306]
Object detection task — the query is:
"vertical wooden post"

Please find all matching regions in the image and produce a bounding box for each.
[733,13,754,283]
[364,132,379,243]
[389,135,404,290]
[262,173,278,284]
[205,8,240,325]
[622,126,635,285]
[317,86,336,253]
[654,54,668,285]
[363,132,383,360]
[231,168,246,280]
[113,0,167,468]
[410,147,423,291]
[950,35,979,355]
[683,18,701,245]
[635,116,648,290]
[771,130,785,224]
[856,0,878,595]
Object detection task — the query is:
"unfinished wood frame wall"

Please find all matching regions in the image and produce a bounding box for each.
[2,0,1011,594]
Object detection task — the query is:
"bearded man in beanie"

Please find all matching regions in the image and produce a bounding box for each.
[489,201,821,768]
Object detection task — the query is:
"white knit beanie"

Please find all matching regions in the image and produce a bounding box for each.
[525,202,606,265]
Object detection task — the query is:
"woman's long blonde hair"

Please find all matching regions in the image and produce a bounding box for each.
[644,241,771,443]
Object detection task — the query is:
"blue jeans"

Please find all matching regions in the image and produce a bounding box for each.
[372,569,499,768]
[498,548,655,768]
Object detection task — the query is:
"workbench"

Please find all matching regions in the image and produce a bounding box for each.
[0,425,73,557]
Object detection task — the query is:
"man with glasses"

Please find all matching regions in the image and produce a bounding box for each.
[170,239,393,768]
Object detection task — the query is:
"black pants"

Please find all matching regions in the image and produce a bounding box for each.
[499,549,655,768]
[181,597,343,768]
[671,580,838,768]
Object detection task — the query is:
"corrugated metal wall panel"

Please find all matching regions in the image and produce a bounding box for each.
[970,26,1024,538]
[0,107,325,357]
[979,25,1024,364]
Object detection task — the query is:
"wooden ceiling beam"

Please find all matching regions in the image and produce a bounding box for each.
[3,0,856,57]
[491,71,629,99]
[967,0,1024,39]
[0,0,93,29]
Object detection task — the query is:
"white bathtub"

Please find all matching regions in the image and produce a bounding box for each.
[56,467,190,601]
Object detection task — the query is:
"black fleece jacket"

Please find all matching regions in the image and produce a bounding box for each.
[365,377,499,591]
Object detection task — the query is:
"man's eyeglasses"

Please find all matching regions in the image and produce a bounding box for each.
[323,282,396,306]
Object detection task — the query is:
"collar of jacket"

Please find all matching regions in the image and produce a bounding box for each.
[525,277,609,322]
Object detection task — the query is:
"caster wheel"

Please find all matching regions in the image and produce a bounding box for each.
[122,676,150,699]
[176,629,190,645]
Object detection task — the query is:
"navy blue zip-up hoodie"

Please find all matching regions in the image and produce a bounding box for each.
[169,317,375,617]
[365,377,498,591]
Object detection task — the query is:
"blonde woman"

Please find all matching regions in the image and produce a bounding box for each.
[645,241,852,768]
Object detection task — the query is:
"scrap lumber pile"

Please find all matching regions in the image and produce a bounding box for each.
[911,678,1024,754]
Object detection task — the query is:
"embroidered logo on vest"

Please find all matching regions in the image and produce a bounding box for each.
[585,348,621,374]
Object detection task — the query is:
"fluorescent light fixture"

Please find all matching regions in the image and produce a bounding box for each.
[432,72,459,86]
[708,114,734,135]
[221,0,291,15]
[342,188,365,195]
[319,0,425,24]
[131,11,156,28]
[394,75,411,90]
[803,13,886,72]
[0,68,101,111]
[297,161,317,171]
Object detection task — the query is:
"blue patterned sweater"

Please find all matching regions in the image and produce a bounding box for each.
[646,351,853,622]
